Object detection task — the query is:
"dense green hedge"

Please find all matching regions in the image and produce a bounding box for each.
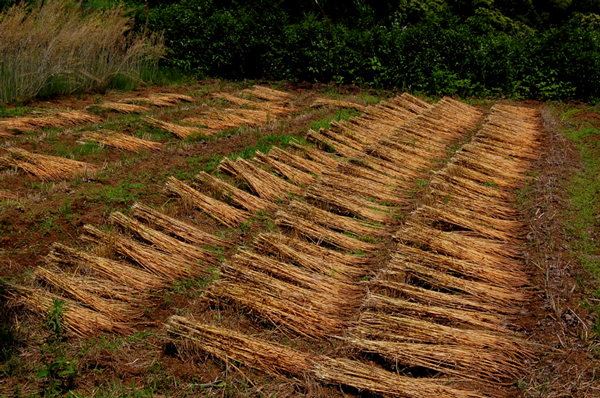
[6,0,599,102]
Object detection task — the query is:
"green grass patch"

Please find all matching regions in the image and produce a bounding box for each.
[310,108,361,131]
[561,111,600,336]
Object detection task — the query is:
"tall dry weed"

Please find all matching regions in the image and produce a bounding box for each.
[0,0,165,103]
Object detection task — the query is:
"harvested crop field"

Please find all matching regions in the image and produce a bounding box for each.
[0,81,598,397]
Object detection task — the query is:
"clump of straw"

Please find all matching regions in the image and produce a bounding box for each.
[81,130,162,152]
[144,116,202,139]
[0,147,97,180]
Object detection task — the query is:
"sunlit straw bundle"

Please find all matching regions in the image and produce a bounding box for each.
[47,242,162,292]
[82,224,196,280]
[81,130,162,152]
[7,284,129,337]
[275,210,382,252]
[87,102,149,114]
[34,267,136,321]
[131,202,229,247]
[289,140,340,169]
[268,146,325,175]
[310,97,365,111]
[254,150,316,186]
[0,111,101,133]
[1,147,97,180]
[109,211,218,267]
[218,158,302,201]
[144,116,202,139]
[243,85,293,101]
[288,200,385,237]
[164,176,249,227]
[213,92,290,115]
[195,171,273,213]
[306,184,389,223]
[320,172,405,205]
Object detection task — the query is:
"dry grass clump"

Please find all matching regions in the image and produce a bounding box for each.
[0,1,164,103]
[131,202,229,247]
[6,284,129,337]
[88,102,150,114]
[164,176,249,227]
[195,171,273,213]
[253,150,316,186]
[82,224,197,280]
[311,98,365,111]
[81,130,162,152]
[289,140,340,170]
[275,210,382,253]
[218,158,302,201]
[47,242,161,292]
[320,172,405,205]
[0,147,97,180]
[144,116,202,139]
[307,129,362,158]
[109,211,218,267]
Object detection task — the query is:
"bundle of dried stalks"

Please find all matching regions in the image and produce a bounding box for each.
[412,204,521,242]
[87,102,149,114]
[34,267,136,321]
[338,162,399,186]
[368,279,513,315]
[254,150,316,186]
[109,211,217,267]
[366,143,433,171]
[354,312,528,354]
[218,158,302,201]
[47,242,162,292]
[255,232,375,267]
[232,250,362,301]
[392,243,526,287]
[328,120,375,145]
[146,93,194,106]
[306,185,389,223]
[81,130,162,152]
[228,108,276,126]
[165,315,312,375]
[320,172,405,205]
[164,177,249,227]
[310,97,365,111]
[7,284,129,337]
[0,129,11,137]
[166,316,485,398]
[443,162,518,189]
[307,129,361,158]
[426,186,520,220]
[390,93,432,114]
[268,146,324,175]
[313,356,484,398]
[288,200,384,237]
[347,337,523,383]
[351,153,424,181]
[363,292,505,331]
[434,171,515,202]
[253,233,367,280]
[319,128,366,151]
[275,210,382,253]
[243,85,292,101]
[82,224,196,280]
[213,92,290,115]
[289,140,340,170]
[131,202,229,247]
[1,147,97,180]
[195,171,272,213]
[206,278,346,338]
[0,111,101,133]
[395,221,522,272]
[144,116,202,139]
[384,255,527,305]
